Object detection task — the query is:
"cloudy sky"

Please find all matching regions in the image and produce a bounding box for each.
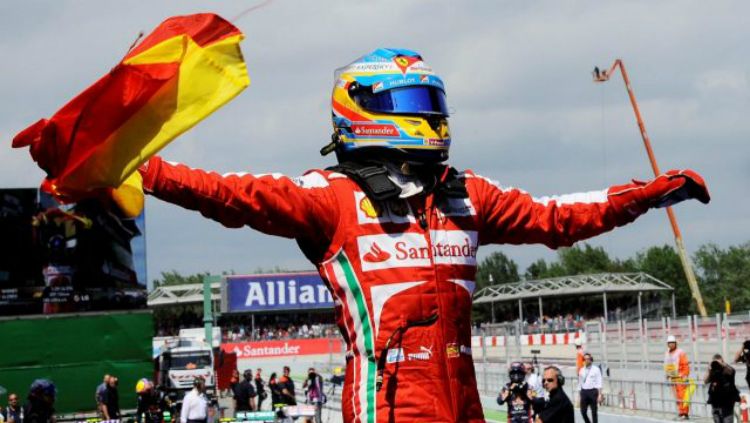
[1,1,747,286]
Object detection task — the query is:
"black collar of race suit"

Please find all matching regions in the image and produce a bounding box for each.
[326,161,467,202]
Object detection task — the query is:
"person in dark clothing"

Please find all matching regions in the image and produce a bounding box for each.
[279,366,296,406]
[268,373,283,407]
[254,369,267,411]
[734,340,750,390]
[497,362,533,423]
[102,377,120,420]
[2,392,22,423]
[229,369,240,401]
[705,354,740,423]
[234,370,257,414]
[22,379,56,423]
[136,379,168,423]
[533,367,574,423]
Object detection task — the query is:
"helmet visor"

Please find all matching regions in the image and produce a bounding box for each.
[353,85,449,116]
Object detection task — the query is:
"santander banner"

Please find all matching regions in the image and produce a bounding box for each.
[222,338,343,359]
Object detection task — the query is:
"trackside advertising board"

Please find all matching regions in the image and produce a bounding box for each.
[222,338,343,359]
[222,272,334,313]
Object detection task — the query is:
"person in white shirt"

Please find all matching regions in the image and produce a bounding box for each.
[525,362,545,399]
[578,353,603,423]
[181,377,209,423]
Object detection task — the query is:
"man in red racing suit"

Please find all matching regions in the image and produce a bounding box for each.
[138,49,709,423]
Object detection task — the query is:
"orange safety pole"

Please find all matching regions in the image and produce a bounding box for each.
[593,59,708,317]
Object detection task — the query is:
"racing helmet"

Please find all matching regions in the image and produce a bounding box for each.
[327,48,451,163]
[509,361,525,384]
[135,378,153,394]
[29,379,56,402]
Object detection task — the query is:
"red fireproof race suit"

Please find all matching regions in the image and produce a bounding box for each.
[140,158,705,423]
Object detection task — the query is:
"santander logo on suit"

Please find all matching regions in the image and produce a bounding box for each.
[357,231,478,271]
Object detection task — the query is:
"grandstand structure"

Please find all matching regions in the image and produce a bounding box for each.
[473,272,675,324]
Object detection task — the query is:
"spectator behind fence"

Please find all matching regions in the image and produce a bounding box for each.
[734,339,750,390]
[102,376,120,420]
[704,354,740,423]
[2,393,22,423]
[95,374,110,418]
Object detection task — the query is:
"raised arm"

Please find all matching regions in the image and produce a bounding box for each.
[469,170,709,248]
[139,156,340,246]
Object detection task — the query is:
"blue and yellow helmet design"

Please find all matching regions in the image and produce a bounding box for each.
[329,48,450,163]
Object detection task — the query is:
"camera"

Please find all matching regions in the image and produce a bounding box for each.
[509,381,528,395]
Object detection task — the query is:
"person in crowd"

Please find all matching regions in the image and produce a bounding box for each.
[303,368,325,423]
[254,369,267,411]
[733,339,750,390]
[268,373,283,408]
[136,378,169,423]
[533,367,573,423]
[181,377,209,423]
[664,335,691,420]
[525,362,545,399]
[95,374,111,418]
[229,369,240,404]
[234,370,257,414]
[22,379,56,423]
[279,366,296,406]
[496,362,533,423]
[2,393,22,423]
[574,339,585,375]
[705,354,740,423]
[102,376,120,420]
[578,353,603,423]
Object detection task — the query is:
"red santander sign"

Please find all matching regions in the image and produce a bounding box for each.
[222,338,342,359]
[351,123,399,137]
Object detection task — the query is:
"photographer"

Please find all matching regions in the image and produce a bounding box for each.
[734,340,750,390]
[497,362,534,423]
[704,354,740,423]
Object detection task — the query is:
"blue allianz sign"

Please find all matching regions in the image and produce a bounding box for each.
[224,272,334,312]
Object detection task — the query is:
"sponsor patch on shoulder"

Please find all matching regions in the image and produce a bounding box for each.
[291,172,329,188]
[436,197,476,218]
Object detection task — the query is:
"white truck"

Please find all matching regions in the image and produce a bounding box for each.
[157,337,216,401]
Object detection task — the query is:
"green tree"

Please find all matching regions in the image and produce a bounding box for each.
[694,242,750,313]
[557,244,614,275]
[153,270,212,288]
[634,245,692,314]
[524,258,550,280]
[474,251,520,323]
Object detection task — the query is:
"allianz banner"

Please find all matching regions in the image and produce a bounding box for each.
[223,272,334,313]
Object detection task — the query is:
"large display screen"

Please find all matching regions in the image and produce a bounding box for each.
[0,188,147,316]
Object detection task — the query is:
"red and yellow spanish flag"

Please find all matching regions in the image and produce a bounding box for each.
[12,13,249,217]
